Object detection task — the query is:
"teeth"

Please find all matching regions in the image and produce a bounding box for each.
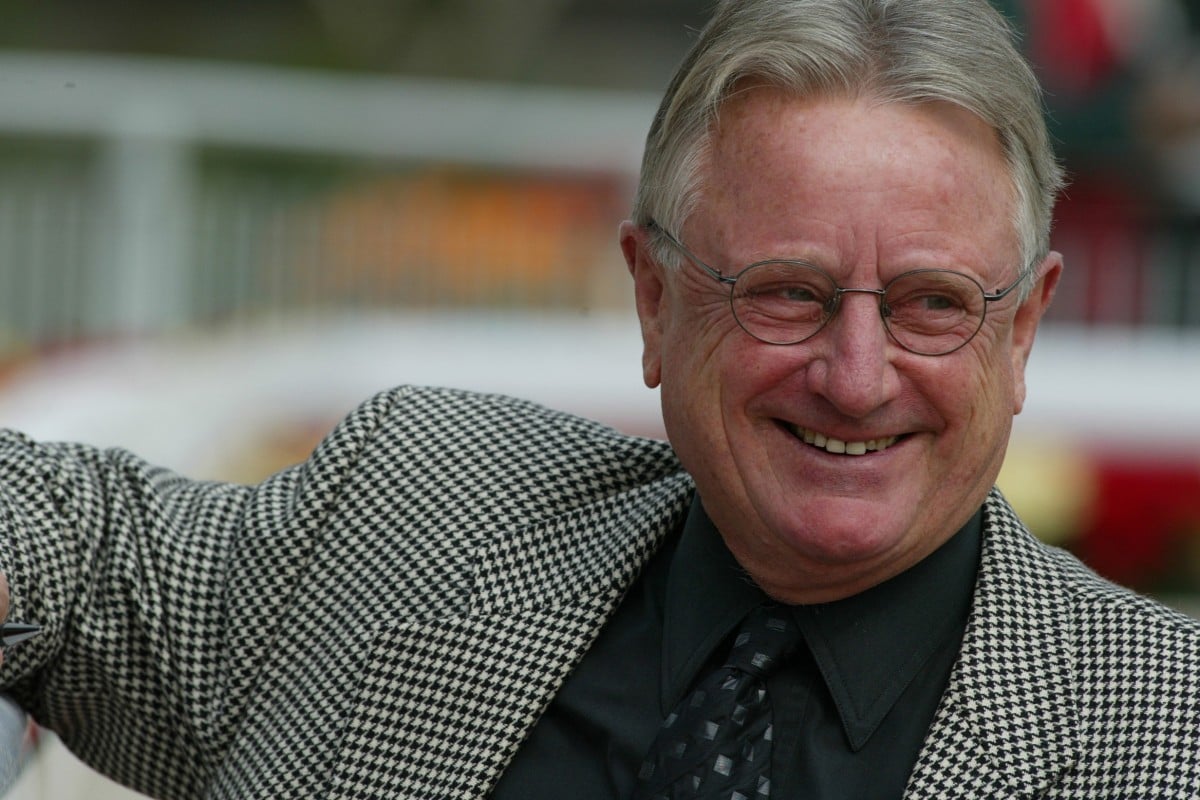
[792,426,898,456]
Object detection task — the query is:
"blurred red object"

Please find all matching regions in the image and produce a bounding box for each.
[1029,0,1123,94]
[1072,454,1200,590]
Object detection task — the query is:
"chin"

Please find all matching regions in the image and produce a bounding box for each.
[770,502,913,567]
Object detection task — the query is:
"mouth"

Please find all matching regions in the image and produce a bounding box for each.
[786,424,901,456]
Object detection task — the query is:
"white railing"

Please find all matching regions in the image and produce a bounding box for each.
[0,52,661,337]
[0,53,1196,345]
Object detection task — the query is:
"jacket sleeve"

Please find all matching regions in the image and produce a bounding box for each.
[0,388,403,799]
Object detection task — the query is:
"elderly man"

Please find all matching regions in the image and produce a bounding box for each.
[0,0,1196,798]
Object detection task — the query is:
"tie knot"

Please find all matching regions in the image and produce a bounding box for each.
[725,606,802,677]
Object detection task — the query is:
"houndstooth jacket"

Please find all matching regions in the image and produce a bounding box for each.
[0,385,1196,799]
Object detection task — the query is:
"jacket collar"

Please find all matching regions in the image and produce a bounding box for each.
[325,471,694,799]
[325,479,1077,799]
[904,488,1079,799]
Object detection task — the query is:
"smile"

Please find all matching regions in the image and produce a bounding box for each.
[789,425,900,456]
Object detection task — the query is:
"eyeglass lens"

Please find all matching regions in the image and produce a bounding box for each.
[730,262,987,355]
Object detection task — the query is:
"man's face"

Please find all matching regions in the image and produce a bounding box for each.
[621,89,1061,603]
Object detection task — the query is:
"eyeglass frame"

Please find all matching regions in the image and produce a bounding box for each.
[645,220,1037,356]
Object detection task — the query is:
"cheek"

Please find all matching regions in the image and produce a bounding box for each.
[971,319,1022,398]
[659,323,787,468]
[658,312,734,448]
[701,336,804,421]
[938,344,1017,474]
[659,290,753,391]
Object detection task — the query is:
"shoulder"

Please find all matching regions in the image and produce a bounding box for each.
[999,492,1199,659]
[318,384,686,515]
[990,493,1200,713]
[1050,543,1200,674]
[1050,547,1200,778]
[979,494,1199,775]
[349,385,680,477]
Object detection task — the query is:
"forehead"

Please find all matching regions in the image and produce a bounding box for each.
[695,88,1018,262]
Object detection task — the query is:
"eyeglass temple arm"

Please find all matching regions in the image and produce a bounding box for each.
[645,220,736,286]
[983,261,1040,302]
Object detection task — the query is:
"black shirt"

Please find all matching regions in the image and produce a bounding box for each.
[492,495,982,799]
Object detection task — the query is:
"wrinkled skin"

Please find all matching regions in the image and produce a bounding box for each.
[621,89,1061,603]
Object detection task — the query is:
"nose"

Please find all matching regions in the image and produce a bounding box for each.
[805,291,901,418]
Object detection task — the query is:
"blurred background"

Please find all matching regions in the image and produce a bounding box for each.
[0,0,1197,796]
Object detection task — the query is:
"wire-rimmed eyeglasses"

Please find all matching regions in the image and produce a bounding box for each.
[647,221,1034,356]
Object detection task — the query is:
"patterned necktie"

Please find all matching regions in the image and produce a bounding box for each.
[632,605,802,800]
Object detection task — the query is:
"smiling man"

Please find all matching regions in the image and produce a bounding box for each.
[623,91,1054,605]
[0,1,1198,799]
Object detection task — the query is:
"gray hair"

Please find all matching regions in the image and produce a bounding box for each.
[632,0,1065,299]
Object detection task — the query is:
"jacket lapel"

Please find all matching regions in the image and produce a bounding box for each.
[326,473,693,799]
[905,490,1079,799]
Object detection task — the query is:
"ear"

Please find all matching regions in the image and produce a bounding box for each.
[619,220,667,388]
[1011,251,1063,414]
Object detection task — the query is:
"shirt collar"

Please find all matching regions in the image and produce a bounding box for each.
[661,496,765,715]
[662,495,981,751]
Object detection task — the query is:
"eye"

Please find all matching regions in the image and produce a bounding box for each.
[915,292,963,312]
[886,273,976,315]
[740,279,829,315]
[773,285,821,303]
[737,262,833,302]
